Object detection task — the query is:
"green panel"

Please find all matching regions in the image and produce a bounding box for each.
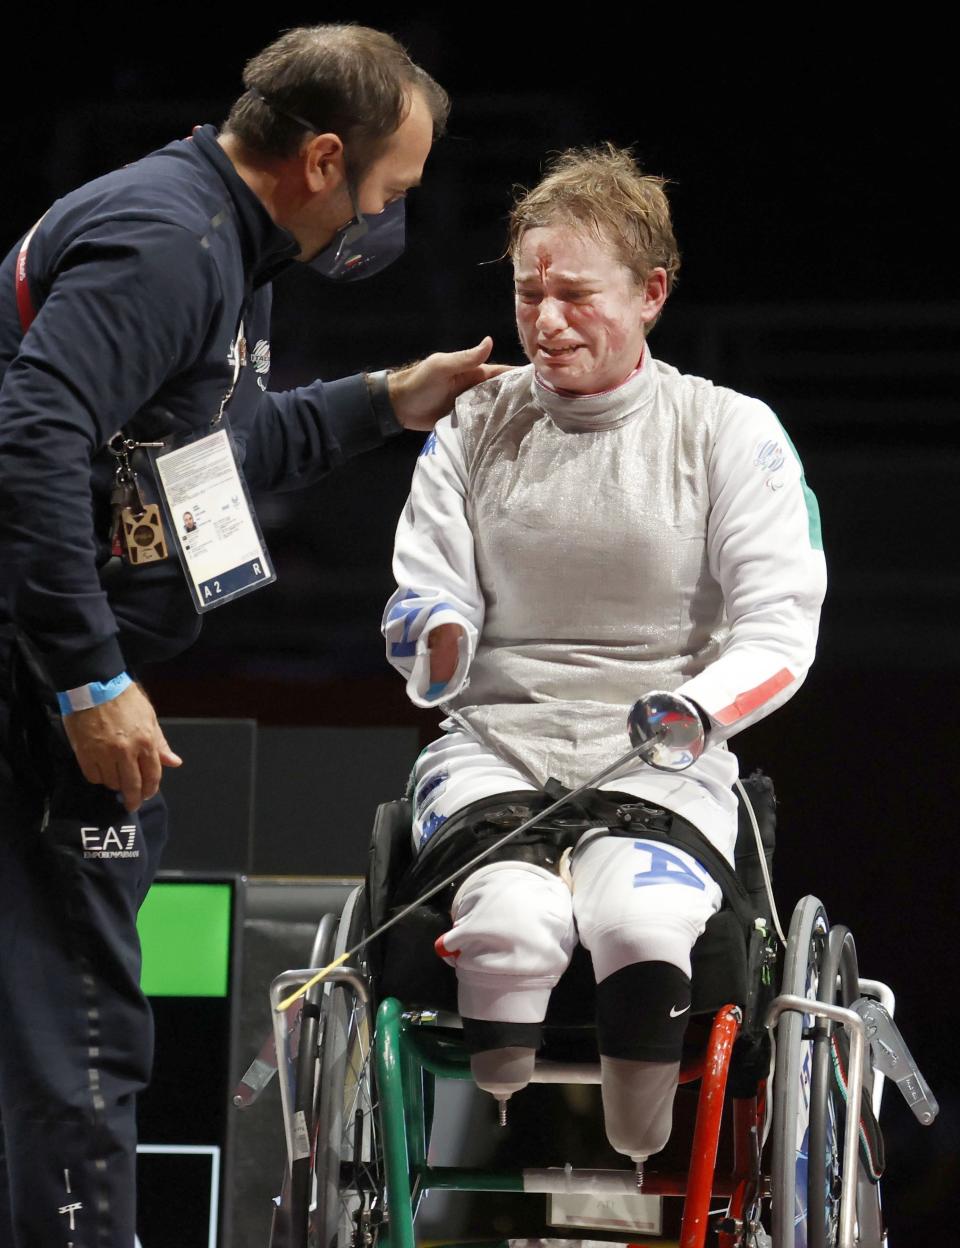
[137,882,231,997]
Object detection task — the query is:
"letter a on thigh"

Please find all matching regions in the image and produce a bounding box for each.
[572,835,722,984]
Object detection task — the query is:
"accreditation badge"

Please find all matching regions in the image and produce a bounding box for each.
[151,419,275,613]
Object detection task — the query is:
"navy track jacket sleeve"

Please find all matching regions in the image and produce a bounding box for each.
[242,374,397,494]
[0,219,223,688]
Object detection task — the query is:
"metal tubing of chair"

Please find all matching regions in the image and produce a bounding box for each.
[857,978,895,1017]
[404,1030,474,1080]
[680,1004,742,1248]
[307,912,338,980]
[268,967,369,1010]
[416,1164,736,1197]
[400,1028,428,1170]
[404,1041,610,1088]
[529,1168,737,1198]
[268,967,370,1173]
[521,1167,656,1196]
[766,994,867,1248]
[268,971,304,1173]
[375,997,417,1248]
[419,1166,525,1192]
[857,978,895,1119]
[405,1041,607,1088]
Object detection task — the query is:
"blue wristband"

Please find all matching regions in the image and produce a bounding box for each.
[425,680,449,701]
[57,672,133,716]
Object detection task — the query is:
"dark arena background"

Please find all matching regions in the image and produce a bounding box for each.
[2,6,956,1245]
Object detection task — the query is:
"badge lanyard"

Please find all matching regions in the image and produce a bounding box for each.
[150,321,276,613]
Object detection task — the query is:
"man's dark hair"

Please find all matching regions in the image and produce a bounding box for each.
[223,24,449,177]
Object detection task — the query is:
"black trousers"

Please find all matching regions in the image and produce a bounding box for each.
[0,635,167,1248]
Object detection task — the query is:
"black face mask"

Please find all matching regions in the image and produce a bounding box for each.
[307,192,406,282]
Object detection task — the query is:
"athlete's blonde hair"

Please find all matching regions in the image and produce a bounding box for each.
[509,144,680,294]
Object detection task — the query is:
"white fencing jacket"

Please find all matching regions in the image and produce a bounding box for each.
[384,353,826,862]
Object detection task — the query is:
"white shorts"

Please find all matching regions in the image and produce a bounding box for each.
[436,832,722,1024]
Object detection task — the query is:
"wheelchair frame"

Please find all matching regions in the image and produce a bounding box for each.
[256,799,937,1248]
[373,993,751,1248]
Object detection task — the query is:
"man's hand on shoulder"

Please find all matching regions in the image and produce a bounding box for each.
[63,683,182,813]
[388,337,514,431]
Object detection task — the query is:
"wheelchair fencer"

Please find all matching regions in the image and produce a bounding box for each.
[241,692,939,1248]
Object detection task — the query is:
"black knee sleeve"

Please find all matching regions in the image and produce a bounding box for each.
[596,961,692,1061]
[462,1017,543,1054]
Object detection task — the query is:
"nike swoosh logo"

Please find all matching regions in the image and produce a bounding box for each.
[670,1004,691,1018]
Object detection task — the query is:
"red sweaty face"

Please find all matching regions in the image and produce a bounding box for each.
[514,226,649,394]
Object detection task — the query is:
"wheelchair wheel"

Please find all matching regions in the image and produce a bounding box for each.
[311,884,385,1248]
[807,927,885,1248]
[806,925,850,1248]
[771,895,829,1248]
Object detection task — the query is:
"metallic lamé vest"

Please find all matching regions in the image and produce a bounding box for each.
[450,358,729,789]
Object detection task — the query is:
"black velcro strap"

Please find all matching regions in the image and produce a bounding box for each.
[462,1017,544,1054]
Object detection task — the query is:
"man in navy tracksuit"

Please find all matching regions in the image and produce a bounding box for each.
[0,24,505,1247]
